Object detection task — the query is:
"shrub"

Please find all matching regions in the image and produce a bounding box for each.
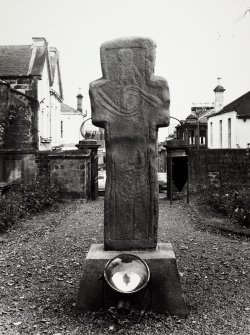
[0,176,60,233]
[200,183,250,228]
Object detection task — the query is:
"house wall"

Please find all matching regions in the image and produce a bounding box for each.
[50,60,63,148]
[50,95,62,148]
[189,149,250,189]
[208,111,237,148]
[37,57,52,150]
[238,118,250,148]
[61,113,83,146]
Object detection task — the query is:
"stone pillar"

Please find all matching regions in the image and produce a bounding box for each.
[89,38,170,250]
[76,139,100,200]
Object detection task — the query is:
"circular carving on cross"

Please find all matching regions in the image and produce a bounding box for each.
[121,86,141,114]
[119,169,148,197]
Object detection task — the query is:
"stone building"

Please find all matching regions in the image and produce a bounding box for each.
[0,80,39,182]
[0,38,91,200]
[0,37,63,150]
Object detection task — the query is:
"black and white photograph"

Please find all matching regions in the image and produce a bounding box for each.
[0,0,250,334]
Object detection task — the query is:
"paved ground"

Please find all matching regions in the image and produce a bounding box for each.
[0,195,249,334]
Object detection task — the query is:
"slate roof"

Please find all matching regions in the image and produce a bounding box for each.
[0,45,33,76]
[0,44,48,77]
[209,90,250,118]
[61,103,82,115]
[0,39,63,99]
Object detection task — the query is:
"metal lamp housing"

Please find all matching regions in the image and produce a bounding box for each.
[104,254,150,295]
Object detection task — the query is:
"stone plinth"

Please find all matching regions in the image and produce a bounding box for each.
[76,243,187,316]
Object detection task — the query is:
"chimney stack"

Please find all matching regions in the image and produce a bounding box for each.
[77,87,83,113]
[32,37,47,47]
[213,77,225,111]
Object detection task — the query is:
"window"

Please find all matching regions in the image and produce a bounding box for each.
[228,118,231,148]
[61,121,63,138]
[210,122,213,148]
[188,130,195,145]
[219,120,222,148]
[200,129,206,145]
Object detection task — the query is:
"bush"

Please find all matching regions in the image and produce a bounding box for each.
[200,183,250,228]
[0,177,60,233]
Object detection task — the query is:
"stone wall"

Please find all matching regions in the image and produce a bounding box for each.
[3,76,38,100]
[35,150,52,177]
[0,149,36,184]
[0,82,39,150]
[189,149,250,189]
[0,149,92,200]
[49,151,91,200]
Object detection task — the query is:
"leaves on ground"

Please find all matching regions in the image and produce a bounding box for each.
[0,196,249,334]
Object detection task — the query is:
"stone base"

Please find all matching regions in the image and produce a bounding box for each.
[76,243,187,317]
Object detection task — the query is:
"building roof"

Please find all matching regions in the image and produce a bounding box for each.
[213,85,225,93]
[0,45,32,76]
[61,103,82,115]
[0,44,47,77]
[186,113,198,120]
[209,90,250,118]
[0,38,63,100]
[213,77,226,93]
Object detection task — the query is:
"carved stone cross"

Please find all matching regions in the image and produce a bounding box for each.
[90,38,170,250]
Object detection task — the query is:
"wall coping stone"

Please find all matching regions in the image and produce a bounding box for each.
[0,149,36,154]
[48,149,91,159]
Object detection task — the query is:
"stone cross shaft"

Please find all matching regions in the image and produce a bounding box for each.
[90,38,170,250]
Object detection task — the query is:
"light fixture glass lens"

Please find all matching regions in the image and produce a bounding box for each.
[104,254,150,294]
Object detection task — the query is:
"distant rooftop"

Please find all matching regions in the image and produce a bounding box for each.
[0,45,34,76]
[61,102,82,115]
[209,90,250,118]
[213,77,225,93]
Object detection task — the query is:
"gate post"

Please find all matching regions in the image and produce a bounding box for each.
[76,140,100,200]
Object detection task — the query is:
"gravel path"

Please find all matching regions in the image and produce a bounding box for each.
[0,196,249,334]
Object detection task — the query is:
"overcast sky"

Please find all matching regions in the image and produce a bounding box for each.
[1,0,250,139]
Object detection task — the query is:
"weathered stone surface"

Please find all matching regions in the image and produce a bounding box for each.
[76,243,187,316]
[0,81,39,150]
[49,151,91,200]
[89,38,170,250]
